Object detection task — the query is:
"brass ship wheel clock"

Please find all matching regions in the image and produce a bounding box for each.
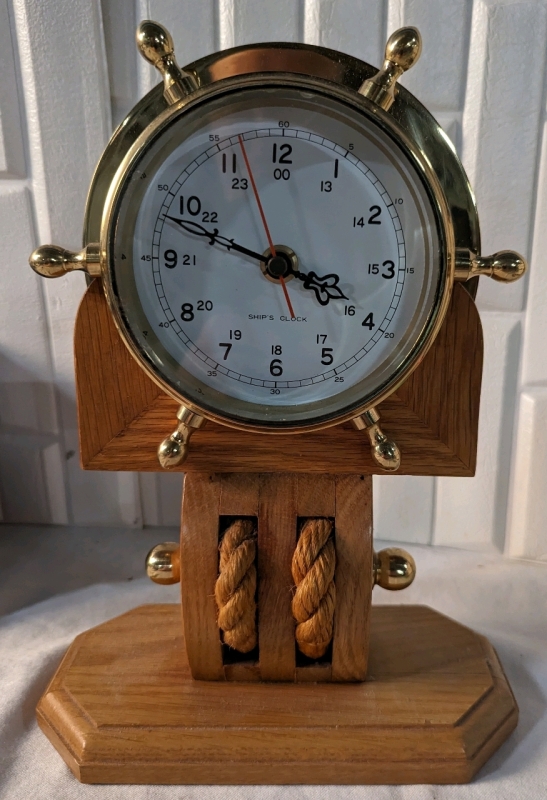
[30,22,525,785]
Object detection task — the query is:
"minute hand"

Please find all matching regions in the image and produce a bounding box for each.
[165,217,268,263]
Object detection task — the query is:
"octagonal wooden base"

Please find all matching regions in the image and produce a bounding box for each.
[36,604,517,785]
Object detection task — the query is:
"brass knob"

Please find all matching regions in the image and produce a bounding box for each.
[158,405,206,469]
[352,408,401,472]
[359,27,422,111]
[136,19,175,65]
[29,243,101,279]
[146,542,180,584]
[384,27,422,71]
[455,248,527,283]
[374,547,416,590]
[136,20,199,103]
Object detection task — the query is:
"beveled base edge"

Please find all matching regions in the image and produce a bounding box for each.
[36,604,518,785]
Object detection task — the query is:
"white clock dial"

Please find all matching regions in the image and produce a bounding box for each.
[111,85,445,428]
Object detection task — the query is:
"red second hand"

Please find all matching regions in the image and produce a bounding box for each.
[238,134,296,319]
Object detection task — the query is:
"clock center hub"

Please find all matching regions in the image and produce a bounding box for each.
[261,245,298,284]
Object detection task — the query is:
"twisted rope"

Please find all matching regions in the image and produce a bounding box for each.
[214,519,257,653]
[291,518,336,659]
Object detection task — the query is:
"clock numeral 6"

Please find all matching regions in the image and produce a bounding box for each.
[269,359,283,377]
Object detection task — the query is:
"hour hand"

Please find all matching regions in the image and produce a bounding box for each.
[165,216,267,263]
[294,269,348,306]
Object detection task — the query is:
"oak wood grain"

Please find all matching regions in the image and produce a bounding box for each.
[296,473,336,517]
[36,604,518,784]
[219,473,260,516]
[331,475,372,681]
[257,474,297,681]
[179,473,224,680]
[75,280,483,475]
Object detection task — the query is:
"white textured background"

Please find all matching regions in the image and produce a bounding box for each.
[0,0,545,561]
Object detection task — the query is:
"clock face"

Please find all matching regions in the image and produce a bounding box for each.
[109,84,447,429]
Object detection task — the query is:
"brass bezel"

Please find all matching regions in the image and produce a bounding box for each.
[90,43,472,436]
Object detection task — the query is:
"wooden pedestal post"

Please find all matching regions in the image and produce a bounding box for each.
[34,279,519,784]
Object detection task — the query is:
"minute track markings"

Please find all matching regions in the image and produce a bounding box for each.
[149,127,406,386]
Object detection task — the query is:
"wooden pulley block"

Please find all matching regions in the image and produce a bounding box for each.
[145,473,416,682]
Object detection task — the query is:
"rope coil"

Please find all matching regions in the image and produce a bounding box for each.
[214,519,257,653]
[291,518,336,659]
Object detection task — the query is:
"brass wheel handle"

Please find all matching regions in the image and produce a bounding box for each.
[157,405,206,469]
[136,20,199,103]
[359,27,422,111]
[29,243,101,278]
[352,408,401,472]
[455,249,527,283]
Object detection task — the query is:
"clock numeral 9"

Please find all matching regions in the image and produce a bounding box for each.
[164,249,177,268]
[164,250,197,269]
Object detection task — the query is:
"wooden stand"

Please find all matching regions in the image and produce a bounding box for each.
[34,279,519,784]
[37,604,517,784]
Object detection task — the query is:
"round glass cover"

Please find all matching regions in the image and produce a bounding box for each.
[108,83,446,429]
